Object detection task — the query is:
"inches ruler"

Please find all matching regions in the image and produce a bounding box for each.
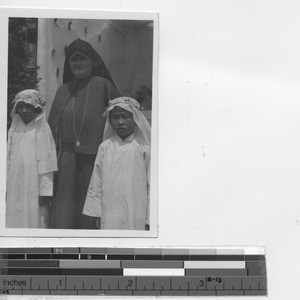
[0,247,267,296]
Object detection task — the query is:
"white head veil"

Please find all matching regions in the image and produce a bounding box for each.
[8,89,57,174]
[103,97,151,145]
[11,89,46,123]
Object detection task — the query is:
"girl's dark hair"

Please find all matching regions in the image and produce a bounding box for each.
[108,106,134,122]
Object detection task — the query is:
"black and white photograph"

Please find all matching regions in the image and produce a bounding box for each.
[0,8,158,237]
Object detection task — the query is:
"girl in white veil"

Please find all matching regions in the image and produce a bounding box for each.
[83,97,151,230]
[6,90,58,228]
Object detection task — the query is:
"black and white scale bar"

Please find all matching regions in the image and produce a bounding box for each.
[0,247,267,296]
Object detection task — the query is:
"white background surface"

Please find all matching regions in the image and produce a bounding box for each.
[1,0,300,299]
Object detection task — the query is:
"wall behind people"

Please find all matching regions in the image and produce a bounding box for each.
[37,18,153,120]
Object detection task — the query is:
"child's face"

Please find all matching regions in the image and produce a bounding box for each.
[16,102,39,124]
[110,106,136,140]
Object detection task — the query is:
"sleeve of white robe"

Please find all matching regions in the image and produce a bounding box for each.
[39,172,53,196]
[82,146,103,217]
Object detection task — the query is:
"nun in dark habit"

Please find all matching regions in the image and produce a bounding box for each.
[48,38,120,229]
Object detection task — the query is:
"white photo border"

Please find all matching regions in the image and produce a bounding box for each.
[0,7,159,238]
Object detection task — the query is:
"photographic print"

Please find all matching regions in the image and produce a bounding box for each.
[0,8,158,237]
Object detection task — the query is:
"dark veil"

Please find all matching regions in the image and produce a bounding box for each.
[63,38,115,86]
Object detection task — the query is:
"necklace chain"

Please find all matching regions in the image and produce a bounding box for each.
[72,80,90,147]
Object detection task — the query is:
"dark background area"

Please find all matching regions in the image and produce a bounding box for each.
[7,18,38,129]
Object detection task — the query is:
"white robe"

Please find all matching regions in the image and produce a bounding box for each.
[6,115,57,228]
[83,134,150,230]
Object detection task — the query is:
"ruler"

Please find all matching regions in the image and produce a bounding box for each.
[0,247,267,296]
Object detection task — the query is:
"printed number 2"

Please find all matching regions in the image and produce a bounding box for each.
[199,280,205,288]
[127,280,133,288]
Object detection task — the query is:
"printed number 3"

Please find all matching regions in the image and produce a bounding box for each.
[199,280,204,287]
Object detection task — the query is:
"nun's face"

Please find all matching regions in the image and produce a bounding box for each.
[69,53,93,79]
